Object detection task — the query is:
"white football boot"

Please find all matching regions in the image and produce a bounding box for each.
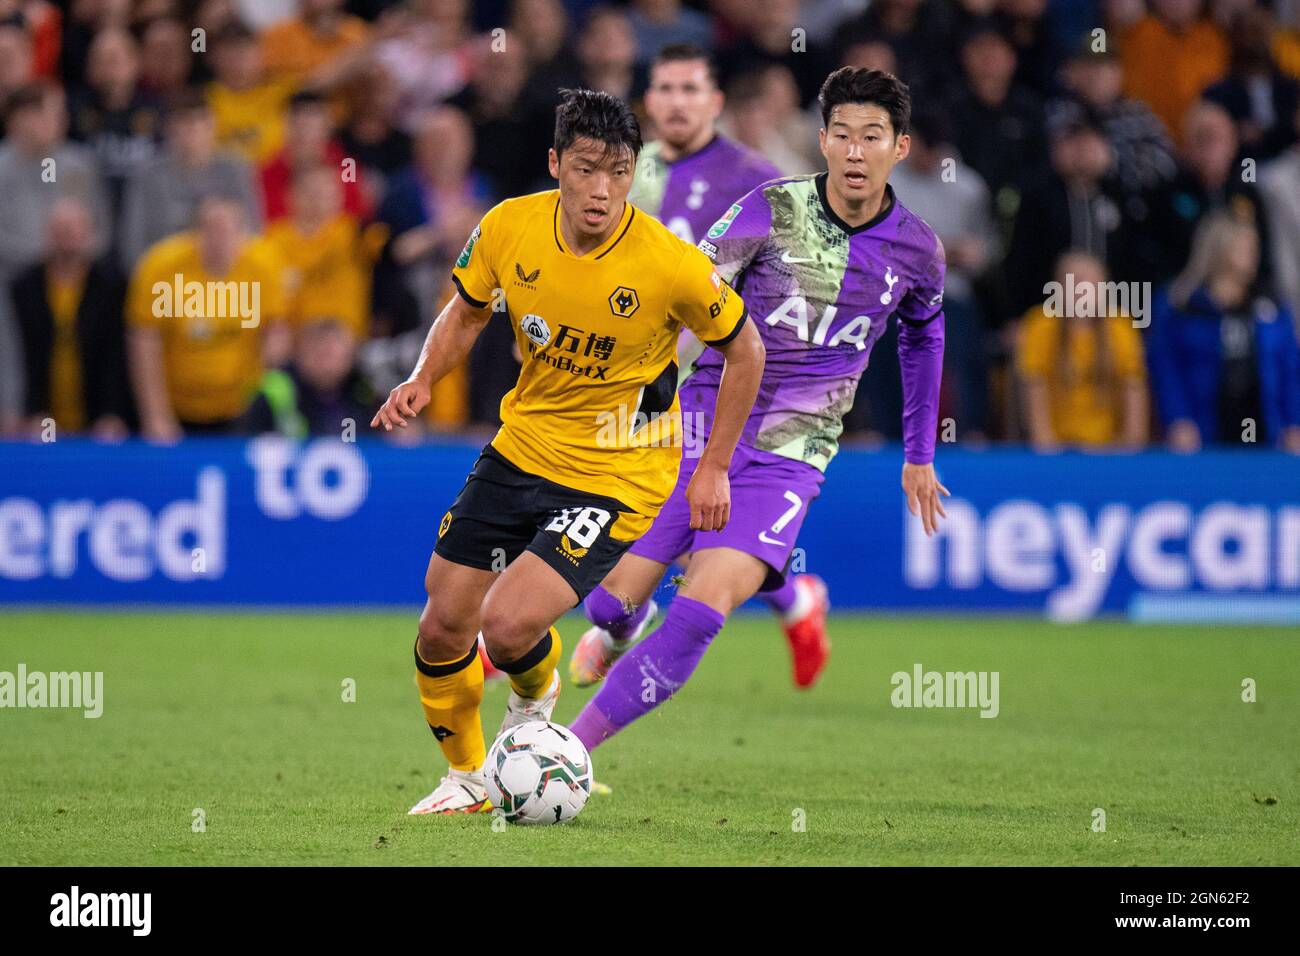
[568,600,659,688]
[496,670,561,739]
[407,768,490,815]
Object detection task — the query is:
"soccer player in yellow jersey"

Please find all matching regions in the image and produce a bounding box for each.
[371,89,765,814]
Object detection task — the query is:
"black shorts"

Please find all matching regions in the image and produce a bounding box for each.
[433,445,637,603]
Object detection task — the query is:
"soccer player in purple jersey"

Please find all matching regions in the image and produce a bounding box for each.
[570,43,832,691]
[567,67,952,757]
[626,44,784,246]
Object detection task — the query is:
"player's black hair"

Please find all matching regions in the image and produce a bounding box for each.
[818,67,911,138]
[650,43,720,88]
[553,88,643,161]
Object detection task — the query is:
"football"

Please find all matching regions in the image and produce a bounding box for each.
[484,721,593,825]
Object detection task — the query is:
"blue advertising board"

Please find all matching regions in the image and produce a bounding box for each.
[1,438,1297,622]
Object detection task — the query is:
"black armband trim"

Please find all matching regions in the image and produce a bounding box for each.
[702,306,750,347]
[451,274,490,309]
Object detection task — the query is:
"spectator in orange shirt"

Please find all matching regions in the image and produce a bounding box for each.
[260,0,369,85]
[1120,0,1230,143]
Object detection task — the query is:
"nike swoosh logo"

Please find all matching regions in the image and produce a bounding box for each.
[781,252,816,264]
[758,531,786,546]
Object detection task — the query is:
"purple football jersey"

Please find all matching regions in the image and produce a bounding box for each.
[685,173,947,469]
[629,135,782,246]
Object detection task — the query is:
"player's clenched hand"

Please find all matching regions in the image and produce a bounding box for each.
[686,459,730,532]
[371,379,431,431]
[902,462,950,537]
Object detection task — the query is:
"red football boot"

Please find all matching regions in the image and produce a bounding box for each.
[782,575,830,688]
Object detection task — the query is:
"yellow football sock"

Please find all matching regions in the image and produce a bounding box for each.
[414,640,485,772]
[495,626,562,699]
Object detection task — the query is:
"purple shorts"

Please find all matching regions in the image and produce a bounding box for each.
[630,443,825,591]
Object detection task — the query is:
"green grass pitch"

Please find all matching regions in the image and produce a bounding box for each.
[1,610,1296,866]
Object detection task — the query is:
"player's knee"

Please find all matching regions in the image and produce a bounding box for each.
[478,597,541,662]
[417,601,475,661]
[599,556,662,609]
[677,550,767,616]
[676,574,743,617]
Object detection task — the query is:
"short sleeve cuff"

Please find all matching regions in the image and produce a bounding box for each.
[702,307,749,347]
[451,274,490,309]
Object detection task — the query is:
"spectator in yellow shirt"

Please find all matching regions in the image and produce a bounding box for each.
[264,163,384,340]
[206,21,298,165]
[1017,251,1149,451]
[127,197,287,439]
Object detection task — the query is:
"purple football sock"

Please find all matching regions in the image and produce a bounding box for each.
[760,577,798,615]
[583,584,652,641]
[570,596,725,751]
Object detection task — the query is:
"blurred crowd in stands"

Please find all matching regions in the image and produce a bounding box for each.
[1,0,1299,452]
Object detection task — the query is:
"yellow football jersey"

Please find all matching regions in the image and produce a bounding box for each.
[451,190,748,525]
[128,232,285,423]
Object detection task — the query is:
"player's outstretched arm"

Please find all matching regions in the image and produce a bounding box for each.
[371,294,492,431]
[898,309,949,536]
[685,319,765,531]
